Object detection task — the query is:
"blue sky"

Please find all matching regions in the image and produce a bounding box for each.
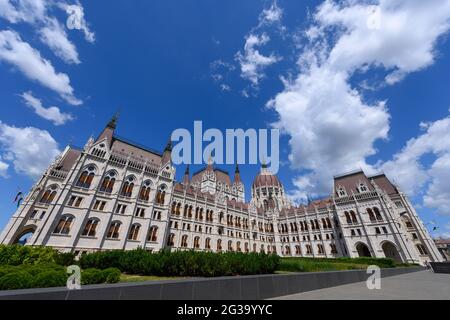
[1,0,450,238]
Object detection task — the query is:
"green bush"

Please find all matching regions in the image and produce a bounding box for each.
[81,269,104,285]
[102,268,121,283]
[0,265,18,278]
[0,245,75,266]
[22,263,65,276]
[54,252,76,266]
[0,271,34,290]
[32,270,67,288]
[79,249,281,277]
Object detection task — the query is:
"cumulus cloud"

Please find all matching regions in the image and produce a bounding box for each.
[0,121,61,179]
[21,91,74,125]
[380,116,450,214]
[0,0,89,64]
[38,17,80,64]
[268,0,450,203]
[0,156,9,178]
[0,0,47,24]
[0,30,81,105]
[236,33,281,86]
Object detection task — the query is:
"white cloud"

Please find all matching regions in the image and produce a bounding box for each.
[268,0,450,203]
[21,91,74,125]
[39,17,80,64]
[259,0,283,25]
[236,33,281,86]
[0,0,47,24]
[380,117,450,215]
[0,121,61,179]
[0,0,94,64]
[0,155,9,177]
[60,2,95,43]
[0,30,81,105]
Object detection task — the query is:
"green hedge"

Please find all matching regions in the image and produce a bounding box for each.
[0,265,120,291]
[0,245,75,266]
[79,249,280,277]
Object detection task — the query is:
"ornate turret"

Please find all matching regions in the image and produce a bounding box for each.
[183,165,190,186]
[234,164,241,183]
[96,113,118,145]
[162,138,173,165]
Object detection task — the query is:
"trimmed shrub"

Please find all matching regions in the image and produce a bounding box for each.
[22,263,65,276]
[0,245,76,267]
[102,268,121,284]
[32,270,67,288]
[0,265,18,278]
[81,268,107,285]
[79,249,281,277]
[0,271,34,290]
[54,252,76,266]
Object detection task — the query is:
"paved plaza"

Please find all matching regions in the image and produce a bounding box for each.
[273,271,450,300]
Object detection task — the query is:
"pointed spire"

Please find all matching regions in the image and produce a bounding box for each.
[107,112,119,129]
[234,164,241,183]
[183,165,190,186]
[96,113,118,145]
[162,136,173,165]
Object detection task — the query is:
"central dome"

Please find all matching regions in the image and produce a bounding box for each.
[252,164,282,189]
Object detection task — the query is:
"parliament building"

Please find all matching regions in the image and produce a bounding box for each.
[0,116,443,265]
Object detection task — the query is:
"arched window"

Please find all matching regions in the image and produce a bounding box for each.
[228,240,233,252]
[416,244,428,256]
[128,224,141,241]
[194,236,200,249]
[156,185,167,205]
[330,244,338,254]
[100,171,116,193]
[120,176,135,198]
[358,183,368,193]
[326,218,332,228]
[318,244,325,254]
[338,186,347,197]
[236,241,241,252]
[176,203,181,215]
[107,221,121,239]
[181,235,188,248]
[245,242,249,253]
[82,218,99,237]
[54,215,74,235]
[139,180,152,201]
[306,244,313,255]
[205,238,211,250]
[217,239,222,251]
[167,233,175,246]
[403,217,413,229]
[76,166,96,189]
[147,226,158,242]
[253,243,257,252]
[40,185,58,204]
[350,211,358,223]
[373,207,383,221]
[367,208,376,222]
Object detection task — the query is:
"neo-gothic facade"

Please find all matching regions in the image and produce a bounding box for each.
[0,117,443,266]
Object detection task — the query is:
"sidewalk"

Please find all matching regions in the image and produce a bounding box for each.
[272,271,450,300]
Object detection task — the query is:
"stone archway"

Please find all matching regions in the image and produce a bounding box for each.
[382,241,402,263]
[356,242,372,257]
[13,226,36,245]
